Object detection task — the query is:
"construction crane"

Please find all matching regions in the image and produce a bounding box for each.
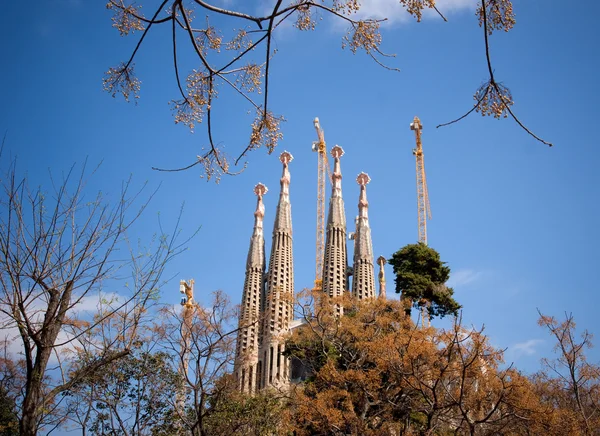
[410,117,432,328]
[410,116,431,245]
[311,117,332,291]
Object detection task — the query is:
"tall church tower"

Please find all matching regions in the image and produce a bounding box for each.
[351,173,376,300]
[259,151,294,390]
[234,183,267,394]
[322,145,348,302]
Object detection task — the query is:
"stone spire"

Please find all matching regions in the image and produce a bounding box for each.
[259,151,294,390]
[234,183,267,394]
[322,145,348,301]
[351,173,375,300]
[377,255,387,299]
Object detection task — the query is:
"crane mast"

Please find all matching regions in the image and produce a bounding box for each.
[312,117,331,291]
[410,116,431,245]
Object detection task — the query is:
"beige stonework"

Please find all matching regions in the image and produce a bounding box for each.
[352,173,375,300]
[322,145,348,304]
[235,149,379,392]
[234,183,267,394]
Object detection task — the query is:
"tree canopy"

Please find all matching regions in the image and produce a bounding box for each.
[389,243,461,319]
[285,291,545,435]
[0,160,187,436]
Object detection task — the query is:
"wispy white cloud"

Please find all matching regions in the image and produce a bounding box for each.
[510,339,544,358]
[258,0,477,32]
[1,291,125,363]
[447,268,482,288]
[74,292,122,313]
[354,0,477,26]
[433,0,478,13]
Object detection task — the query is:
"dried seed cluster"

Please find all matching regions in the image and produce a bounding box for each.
[196,25,223,55]
[343,20,382,54]
[226,29,253,52]
[477,0,515,34]
[236,64,263,94]
[295,3,315,31]
[170,71,217,132]
[399,0,436,22]
[103,63,141,102]
[106,1,145,36]
[475,81,514,119]
[250,110,285,154]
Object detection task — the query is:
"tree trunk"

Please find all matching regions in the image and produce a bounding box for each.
[19,283,72,436]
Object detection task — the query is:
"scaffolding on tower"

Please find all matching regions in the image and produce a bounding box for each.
[178,279,195,388]
[175,279,196,416]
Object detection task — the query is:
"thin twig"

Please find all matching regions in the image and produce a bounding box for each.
[113,0,169,87]
[219,75,260,109]
[262,0,284,117]
[436,86,489,128]
[171,8,187,100]
[191,0,263,28]
[493,82,553,146]
[433,5,448,22]
[108,0,172,24]
[112,0,171,86]
[152,159,202,172]
[178,1,215,74]
[217,33,269,74]
[369,52,401,72]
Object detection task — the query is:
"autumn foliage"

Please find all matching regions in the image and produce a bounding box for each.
[284,291,548,435]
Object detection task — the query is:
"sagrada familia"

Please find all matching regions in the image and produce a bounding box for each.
[233,147,386,393]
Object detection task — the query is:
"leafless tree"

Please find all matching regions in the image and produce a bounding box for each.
[536,311,600,435]
[155,290,239,436]
[0,159,188,435]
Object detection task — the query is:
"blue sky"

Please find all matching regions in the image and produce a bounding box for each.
[1,0,599,383]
